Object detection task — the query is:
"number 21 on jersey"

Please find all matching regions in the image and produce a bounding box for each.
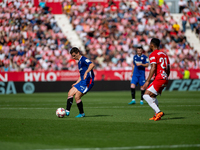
[159,57,168,69]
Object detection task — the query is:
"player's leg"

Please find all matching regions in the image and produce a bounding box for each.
[74,91,85,117]
[143,90,160,113]
[129,76,138,104]
[154,97,159,107]
[74,79,94,117]
[65,87,78,116]
[140,87,145,105]
[139,76,146,105]
[143,82,164,121]
[129,83,136,104]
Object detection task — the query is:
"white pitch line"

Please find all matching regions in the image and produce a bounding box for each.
[0,105,200,110]
[0,108,55,109]
[35,144,200,150]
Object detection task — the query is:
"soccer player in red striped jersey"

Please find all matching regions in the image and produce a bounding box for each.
[143,38,170,121]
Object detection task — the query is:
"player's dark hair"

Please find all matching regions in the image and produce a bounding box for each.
[137,45,143,50]
[150,38,160,48]
[70,47,80,54]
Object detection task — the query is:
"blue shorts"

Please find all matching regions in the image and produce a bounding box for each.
[74,79,94,94]
[131,75,145,86]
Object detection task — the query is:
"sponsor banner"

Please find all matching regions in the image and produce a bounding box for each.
[0,71,80,82]
[0,81,130,94]
[1,79,200,94]
[0,69,199,82]
[188,69,200,79]
[166,79,200,91]
[34,0,62,14]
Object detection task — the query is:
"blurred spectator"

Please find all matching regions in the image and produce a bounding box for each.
[14,0,21,9]
[179,0,187,13]
[181,12,187,32]
[173,22,180,32]
[189,14,197,32]
[183,67,190,79]
[39,0,46,8]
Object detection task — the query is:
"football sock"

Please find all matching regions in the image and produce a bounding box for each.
[76,99,84,114]
[154,98,159,107]
[143,95,160,113]
[131,88,135,99]
[66,96,73,111]
[141,90,145,101]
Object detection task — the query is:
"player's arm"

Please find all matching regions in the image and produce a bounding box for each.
[166,56,170,77]
[143,63,156,89]
[166,64,170,77]
[131,63,135,76]
[72,77,81,87]
[136,57,149,67]
[136,63,149,67]
[84,63,95,79]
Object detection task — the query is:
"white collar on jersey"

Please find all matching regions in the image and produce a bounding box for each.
[137,54,143,57]
[78,56,82,62]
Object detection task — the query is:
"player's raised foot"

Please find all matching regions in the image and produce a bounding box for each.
[140,100,144,105]
[154,111,164,121]
[75,113,85,118]
[65,110,70,116]
[149,115,156,120]
[128,100,136,105]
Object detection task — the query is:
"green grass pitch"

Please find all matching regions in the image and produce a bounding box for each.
[0,91,200,150]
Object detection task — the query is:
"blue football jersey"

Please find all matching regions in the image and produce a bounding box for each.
[78,56,95,80]
[133,54,149,76]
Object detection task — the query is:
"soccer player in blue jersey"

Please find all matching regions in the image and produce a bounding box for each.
[128,46,149,105]
[65,47,95,118]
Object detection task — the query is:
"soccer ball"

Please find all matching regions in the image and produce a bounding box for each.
[56,108,65,118]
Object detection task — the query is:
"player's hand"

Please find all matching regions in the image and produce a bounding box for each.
[143,81,149,89]
[84,72,87,80]
[136,63,142,66]
[72,83,76,87]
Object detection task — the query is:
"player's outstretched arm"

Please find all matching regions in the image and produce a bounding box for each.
[84,63,95,79]
[143,63,156,89]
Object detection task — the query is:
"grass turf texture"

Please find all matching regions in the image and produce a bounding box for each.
[0,91,200,150]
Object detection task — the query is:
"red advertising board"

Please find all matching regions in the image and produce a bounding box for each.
[0,69,199,82]
[74,0,120,8]
[34,0,62,14]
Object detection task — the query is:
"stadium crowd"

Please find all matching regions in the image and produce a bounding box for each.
[180,0,200,35]
[0,0,72,72]
[63,0,200,70]
[0,0,200,72]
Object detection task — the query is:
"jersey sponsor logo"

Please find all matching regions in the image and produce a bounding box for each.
[135,61,142,63]
[85,59,91,63]
[150,57,155,60]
